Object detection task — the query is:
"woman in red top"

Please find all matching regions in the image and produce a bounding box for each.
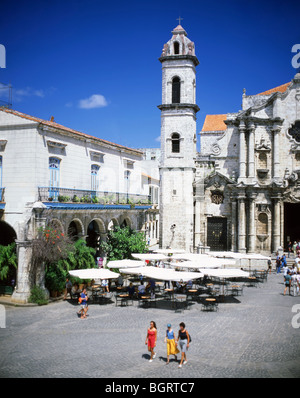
[145,321,157,362]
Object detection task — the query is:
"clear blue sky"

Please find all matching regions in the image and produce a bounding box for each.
[0,0,299,149]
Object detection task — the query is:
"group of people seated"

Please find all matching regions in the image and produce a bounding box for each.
[64,273,195,302]
[122,278,194,300]
[125,280,155,299]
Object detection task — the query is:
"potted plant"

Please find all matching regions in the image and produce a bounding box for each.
[72,195,80,203]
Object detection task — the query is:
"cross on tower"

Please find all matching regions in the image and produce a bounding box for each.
[177,16,183,25]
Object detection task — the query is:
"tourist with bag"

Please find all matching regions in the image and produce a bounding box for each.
[177,322,191,368]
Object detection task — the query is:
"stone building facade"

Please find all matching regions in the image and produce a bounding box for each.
[0,108,159,302]
[158,24,199,252]
[197,77,300,255]
[158,24,300,255]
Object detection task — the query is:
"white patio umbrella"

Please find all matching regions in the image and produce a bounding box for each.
[201,268,250,297]
[208,252,269,261]
[172,260,220,270]
[171,253,236,267]
[106,259,145,269]
[149,269,202,282]
[153,248,186,255]
[69,268,120,280]
[119,266,150,276]
[208,251,245,259]
[201,268,250,278]
[242,253,270,260]
[131,253,169,261]
[120,265,202,282]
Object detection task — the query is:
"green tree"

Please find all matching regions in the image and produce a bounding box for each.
[100,226,147,261]
[0,243,18,282]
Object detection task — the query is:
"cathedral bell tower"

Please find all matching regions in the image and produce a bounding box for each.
[158,23,199,251]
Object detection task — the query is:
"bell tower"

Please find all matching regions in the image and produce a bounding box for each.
[158,23,199,251]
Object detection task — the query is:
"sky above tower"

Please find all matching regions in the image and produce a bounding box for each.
[0,0,299,149]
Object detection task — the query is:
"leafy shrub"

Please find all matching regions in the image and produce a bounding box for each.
[0,243,17,282]
[29,285,48,305]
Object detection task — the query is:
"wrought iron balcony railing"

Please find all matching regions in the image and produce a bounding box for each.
[38,187,152,206]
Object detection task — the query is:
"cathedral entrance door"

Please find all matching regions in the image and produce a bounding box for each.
[284,202,300,251]
[207,217,227,251]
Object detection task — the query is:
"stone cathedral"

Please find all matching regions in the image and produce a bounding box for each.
[158,24,300,254]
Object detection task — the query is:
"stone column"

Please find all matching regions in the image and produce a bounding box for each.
[238,192,247,253]
[238,121,247,182]
[272,195,281,252]
[248,193,257,253]
[248,123,255,181]
[194,199,201,248]
[146,212,150,243]
[230,196,237,252]
[11,240,33,304]
[272,125,281,180]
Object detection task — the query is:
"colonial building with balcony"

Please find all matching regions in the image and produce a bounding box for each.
[0,107,159,303]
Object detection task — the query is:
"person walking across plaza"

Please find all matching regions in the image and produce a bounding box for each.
[291,271,299,296]
[267,257,272,275]
[78,288,88,319]
[145,321,157,362]
[283,271,292,296]
[276,252,282,274]
[177,322,190,368]
[64,278,72,300]
[287,241,292,258]
[293,241,298,257]
[164,323,179,364]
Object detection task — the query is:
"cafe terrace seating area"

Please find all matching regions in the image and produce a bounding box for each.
[68,250,270,313]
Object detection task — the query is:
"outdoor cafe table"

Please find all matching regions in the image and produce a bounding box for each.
[116,293,130,307]
[226,284,241,296]
[139,295,151,308]
[206,283,214,294]
[202,297,218,311]
[174,294,187,312]
[248,276,257,287]
[164,288,174,301]
[187,289,198,301]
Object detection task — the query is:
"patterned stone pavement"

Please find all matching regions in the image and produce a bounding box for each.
[0,272,300,378]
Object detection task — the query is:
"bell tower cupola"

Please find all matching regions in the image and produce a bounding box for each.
[158,23,199,251]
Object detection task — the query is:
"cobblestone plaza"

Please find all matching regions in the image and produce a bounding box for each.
[0,272,300,378]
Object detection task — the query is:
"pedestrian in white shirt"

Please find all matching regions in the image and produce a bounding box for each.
[292,273,298,296]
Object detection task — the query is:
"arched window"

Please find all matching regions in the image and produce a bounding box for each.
[49,157,60,199]
[171,133,180,153]
[91,164,100,192]
[172,76,181,104]
[174,41,180,55]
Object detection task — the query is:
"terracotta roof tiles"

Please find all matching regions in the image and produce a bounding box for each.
[0,107,142,155]
[255,82,290,96]
[201,114,227,132]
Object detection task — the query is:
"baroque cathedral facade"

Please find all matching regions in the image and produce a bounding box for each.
[158,24,300,254]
